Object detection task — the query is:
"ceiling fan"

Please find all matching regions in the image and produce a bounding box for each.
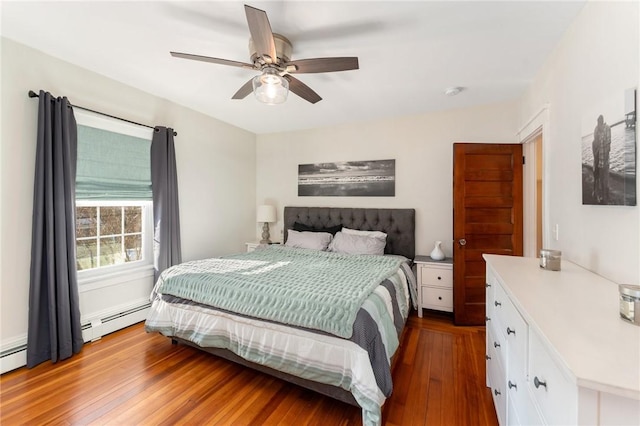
[170,4,359,105]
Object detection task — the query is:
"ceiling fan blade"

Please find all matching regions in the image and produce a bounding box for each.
[244,5,277,63]
[232,78,255,100]
[284,75,322,104]
[285,57,359,74]
[170,52,255,69]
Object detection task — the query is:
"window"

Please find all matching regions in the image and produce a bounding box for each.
[74,110,154,276]
[76,201,152,271]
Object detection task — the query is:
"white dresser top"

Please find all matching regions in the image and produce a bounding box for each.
[484,254,640,400]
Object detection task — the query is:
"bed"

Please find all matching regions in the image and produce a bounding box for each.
[145,206,416,425]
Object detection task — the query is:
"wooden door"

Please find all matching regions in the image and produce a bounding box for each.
[453,143,523,325]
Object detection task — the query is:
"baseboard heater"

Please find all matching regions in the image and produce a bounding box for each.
[0,302,150,374]
[0,343,27,359]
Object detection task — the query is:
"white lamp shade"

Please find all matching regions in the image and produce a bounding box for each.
[257,205,276,223]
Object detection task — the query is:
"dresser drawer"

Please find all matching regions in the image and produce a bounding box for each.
[488,345,507,426]
[485,272,496,319]
[507,351,544,426]
[421,286,453,311]
[492,281,509,339]
[502,295,528,374]
[488,326,507,382]
[528,329,577,425]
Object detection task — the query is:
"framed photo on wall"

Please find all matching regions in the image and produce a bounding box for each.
[298,159,395,197]
[581,88,636,206]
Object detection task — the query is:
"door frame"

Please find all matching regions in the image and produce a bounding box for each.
[518,104,551,257]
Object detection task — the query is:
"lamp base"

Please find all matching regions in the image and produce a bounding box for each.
[260,222,272,244]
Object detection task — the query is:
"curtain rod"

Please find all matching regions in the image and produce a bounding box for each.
[28,90,177,136]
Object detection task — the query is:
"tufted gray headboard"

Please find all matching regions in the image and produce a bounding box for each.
[283,206,415,260]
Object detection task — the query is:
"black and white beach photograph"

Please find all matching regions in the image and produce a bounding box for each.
[298,159,396,196]
[581,88,636,206]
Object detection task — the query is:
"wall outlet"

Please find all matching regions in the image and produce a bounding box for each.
[553,224,559,241]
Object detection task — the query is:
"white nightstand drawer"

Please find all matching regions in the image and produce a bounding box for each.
[421,287,453,311]
[420,267,453,288]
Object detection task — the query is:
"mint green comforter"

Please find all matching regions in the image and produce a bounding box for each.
[155,245,404,338]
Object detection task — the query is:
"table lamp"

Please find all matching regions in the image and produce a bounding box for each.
[257,205,276,244]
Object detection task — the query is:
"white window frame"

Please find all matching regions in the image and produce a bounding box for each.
[75,110,155,288]
[76,200,153,283]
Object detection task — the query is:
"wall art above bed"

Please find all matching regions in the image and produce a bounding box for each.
[298,159,395,197]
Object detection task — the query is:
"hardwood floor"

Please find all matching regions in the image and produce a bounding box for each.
[0,311,497,425]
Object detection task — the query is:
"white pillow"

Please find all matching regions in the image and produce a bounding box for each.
[285,229,333,251]
[341,227,387,241]
[329,231,386,256]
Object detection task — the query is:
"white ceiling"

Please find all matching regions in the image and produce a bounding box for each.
[1,1,586,134]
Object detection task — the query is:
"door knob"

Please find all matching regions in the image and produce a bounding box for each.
[534,376,547,389]
[458,238,467,246]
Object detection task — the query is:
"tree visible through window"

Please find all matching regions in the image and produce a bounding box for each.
[76,205,145,270]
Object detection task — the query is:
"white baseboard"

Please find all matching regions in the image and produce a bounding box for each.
[1,302,150,374]
[0,350,27,374]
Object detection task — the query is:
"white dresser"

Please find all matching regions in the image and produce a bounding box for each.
[484,254,640,425]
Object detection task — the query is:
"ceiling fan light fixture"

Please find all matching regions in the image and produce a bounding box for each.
[253,68,289,105]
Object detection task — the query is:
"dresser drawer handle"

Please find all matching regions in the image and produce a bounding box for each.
[485,316,491,322]
[485,354,491,360]
[534,376,547,389]
[494,301,502,307]
[486,282,492,288]
[438,296,442,300]
[493,341,500,348]
[494,389,501,396]
[506,327,516,336]
[508,381,517,390]
[437,276,442,280]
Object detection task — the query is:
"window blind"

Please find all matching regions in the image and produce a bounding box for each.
[76,125,152,200]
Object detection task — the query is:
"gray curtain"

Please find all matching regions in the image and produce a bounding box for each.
[151,127,182,281]
[27,91,84,368]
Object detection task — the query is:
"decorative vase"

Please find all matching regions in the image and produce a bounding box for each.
[430,241,445,260]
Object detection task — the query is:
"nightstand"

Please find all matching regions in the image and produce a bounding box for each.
[245,242,261,252]
[246,242,281,252]
[414,256,453,317]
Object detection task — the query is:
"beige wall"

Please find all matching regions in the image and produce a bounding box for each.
[257,1,639,285]
[2,0,637,370]
[0,38,257,354]
[518,1,639,284]
[256,101,520,257]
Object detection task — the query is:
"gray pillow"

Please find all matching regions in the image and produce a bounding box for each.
[328,231,386,255]
[285,229,333,251]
